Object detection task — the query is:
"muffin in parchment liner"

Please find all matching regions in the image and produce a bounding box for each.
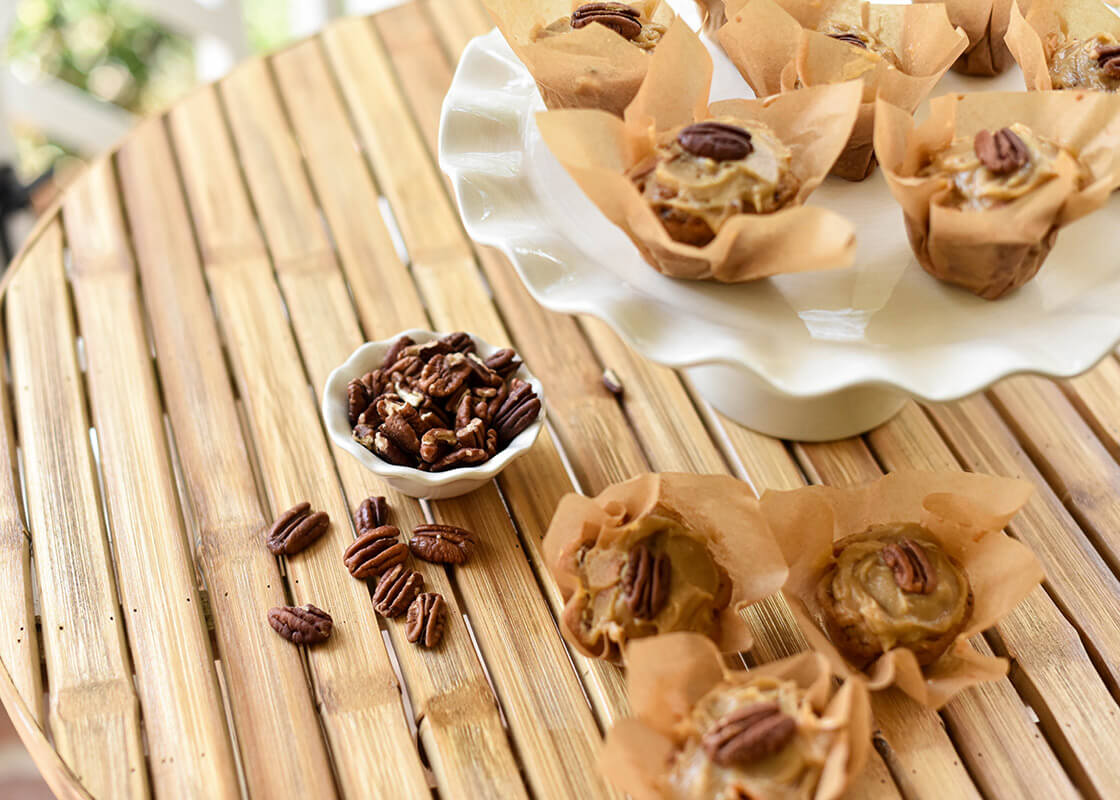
[536,18,861,283]
[915,0,1022,77]
[1006,0,1120,92]
[600,633,871,800]
[542,473,788,664]
[482,0,675,117]
[760,471,1043,709]
[714,0,968,181]
[875,91,1120,300]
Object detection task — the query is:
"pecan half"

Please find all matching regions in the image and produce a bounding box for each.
[344,525,408,579]
[410,523,476,564]
[1098,44,1120,78]
[492,379,541,445]
[373,564,425,618]
[354,496,389,532]
[678,122,754,162]
[701,702,797,767]
[406,593,448,648]
[381,412,421,455]
[374,431,413,466]
[347,380,372,427]
[974,128,1029,176]
[431,448,488,472]
[420,428,458,464]
[622,544,671,619]
[381,335,414,370]
[483,348,521,377]
[571,2,642,40]
[267,503,330,556]
[456,418,487,450]
[881,538,937,594]
[420,353,473,398]
[829,32,868,49]
[268,604,333,645]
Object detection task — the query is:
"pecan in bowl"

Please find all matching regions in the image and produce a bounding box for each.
[322,330,546,499]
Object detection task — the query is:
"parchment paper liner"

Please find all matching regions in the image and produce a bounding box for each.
[601,633,872,800]
[543,473,789,663]
[1006,0,1120,91]
[537,19,861,282]
[875,90,1120,300]
[716,0,968,180]
[916,0,1021,77]
[760,471,1042,709]
[482,0,675,117]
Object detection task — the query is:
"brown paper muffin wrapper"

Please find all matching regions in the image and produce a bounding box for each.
[482,0,675,116]
[693,0,728,34]
[916,0,1021,77]
[537,19,861,282]
[543,473,789,662]
[716,0,968,180]
[601,634,872,800]
[875,91,1120,299]
[760,471,1042,709]
[1005,0,1120,91]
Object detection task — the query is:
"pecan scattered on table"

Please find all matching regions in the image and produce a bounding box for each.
[268,604,333,645]
[344,525,408,579]
[409,524,476,565]
[347,333,541,472]
[701,702,797,767]
[406,593,448,648]
[373,564,424,618]
[266,502,330,556]
[355,496,389,532]
[881,538,937,594]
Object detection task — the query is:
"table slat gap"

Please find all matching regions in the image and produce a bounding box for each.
[116,118,343,800]
[6,220,149,799]
[865,402,1117,799]
[224,46,536,800]
[62,158,243,800]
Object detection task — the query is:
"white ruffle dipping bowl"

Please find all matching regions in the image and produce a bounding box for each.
[438,6,1120,441]
[322,329,546,499]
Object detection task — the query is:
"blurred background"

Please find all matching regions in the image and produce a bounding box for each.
[0,0,406,260]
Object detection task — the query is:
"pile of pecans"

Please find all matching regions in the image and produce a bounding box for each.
[347,333,541,471]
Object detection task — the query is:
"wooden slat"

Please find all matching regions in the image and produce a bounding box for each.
[860,405,1106,797]
[116,119,341,800]
[162,91,431,800]
[320,20,622,798]
[916,396,1120,689]
[387,7,900,798]
[61,161,241,799]
[207,50,530,800]
[0,322,40,720]
[990,377,1120,569]
[5,222,148,799]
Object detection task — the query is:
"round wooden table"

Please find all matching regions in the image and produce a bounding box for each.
[3,2,1120,798]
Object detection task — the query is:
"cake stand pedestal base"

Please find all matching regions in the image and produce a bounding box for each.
[686,363,908,442]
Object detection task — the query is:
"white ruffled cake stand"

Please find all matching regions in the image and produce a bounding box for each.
[438,4,1120,441]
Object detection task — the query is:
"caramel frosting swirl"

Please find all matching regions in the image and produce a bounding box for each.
[1047,33,1120,92]
[920,123,1076,211]
[569,514,731,662]
[663,676,833,800]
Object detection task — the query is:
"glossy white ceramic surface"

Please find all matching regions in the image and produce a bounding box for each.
[323,330,545,499]
[438,18,1120,440]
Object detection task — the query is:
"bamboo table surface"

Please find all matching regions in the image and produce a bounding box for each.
[2,3,1120,798]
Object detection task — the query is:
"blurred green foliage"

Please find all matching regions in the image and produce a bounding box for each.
[7,0,195,114]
